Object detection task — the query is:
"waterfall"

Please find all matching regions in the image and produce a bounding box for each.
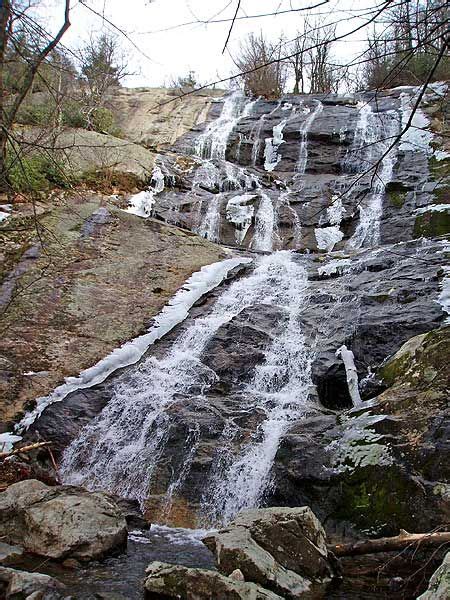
[296,101,323,175]
[346,104,399,249]
[251,192,275,252]
[197,193,222,242]
[201,251,311,525]
[61,252,307,508]
[251,114,266,166]
[195,91,251,160]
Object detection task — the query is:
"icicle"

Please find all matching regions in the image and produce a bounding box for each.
[335,345,362,406]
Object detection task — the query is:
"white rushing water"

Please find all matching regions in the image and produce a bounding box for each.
[195,91,251,160]
[25,88,414,530]
[197,193,223,242]
[61,252,306,507]
[251,192,275,252]
[201,251,311,525]
[345,102,399,249]
[296,101,323,175]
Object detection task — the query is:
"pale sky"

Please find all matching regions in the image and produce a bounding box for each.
[43,0,377,89]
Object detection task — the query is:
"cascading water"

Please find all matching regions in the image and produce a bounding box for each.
[195,91,250,161]
[345,103,399,249]
[296,100,323,175]
[197,193,223,242]
[201,251,311,525]
[251,192,275,252]
[61,252,307,509]
[251,114,266,166]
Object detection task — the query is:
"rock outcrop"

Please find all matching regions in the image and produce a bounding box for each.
[203,507,333,599]
[0,479,127,560]
[144,562,282,599]
[0,566,65,600]
[0,194,225,425]
[418,552,450,600]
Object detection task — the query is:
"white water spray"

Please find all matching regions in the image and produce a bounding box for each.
[201,251,311,525]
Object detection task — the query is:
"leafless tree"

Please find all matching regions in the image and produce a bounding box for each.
[234,32,287,98]
[79,32,129,112]
[0,0,71,195]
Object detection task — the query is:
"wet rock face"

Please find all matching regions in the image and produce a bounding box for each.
[0,479,127,561]
[272,326,450,537]
[152,87,447,253]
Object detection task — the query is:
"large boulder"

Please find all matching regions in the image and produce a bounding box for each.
[203,507,334,599]
[0,479,127,561]
[418,552,450,600]
[0,566,65,600]
[144,561,282,599]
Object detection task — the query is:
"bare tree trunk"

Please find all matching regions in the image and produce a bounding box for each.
[0,0,11,194]
[329,530,450,557]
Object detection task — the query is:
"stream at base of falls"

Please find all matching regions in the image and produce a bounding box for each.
[13,528,434,599]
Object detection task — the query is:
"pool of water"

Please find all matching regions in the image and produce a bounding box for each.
[16,526,215,599]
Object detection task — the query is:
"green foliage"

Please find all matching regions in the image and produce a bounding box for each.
[91,107,117,135]
[61,101,87,128]
[6,148,75,193]
[16,103,55,126]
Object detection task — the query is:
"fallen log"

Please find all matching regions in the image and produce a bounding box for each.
[0,441,52,460]
[329,530,450,557]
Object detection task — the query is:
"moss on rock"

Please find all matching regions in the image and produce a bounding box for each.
[413,209,450,238]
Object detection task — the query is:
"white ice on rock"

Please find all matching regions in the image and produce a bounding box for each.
[415,204,450,214]
[316,195,346,252]
[15,256,252,433]
[264,119,287,172]
[125,190,156,217]
[437,265,450,324]
[226,194,256,245]
[335,345,362,406]
[318,258,352,277]
[399,92,449,160]
[125,165,166,218]
[315,226,344,252]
